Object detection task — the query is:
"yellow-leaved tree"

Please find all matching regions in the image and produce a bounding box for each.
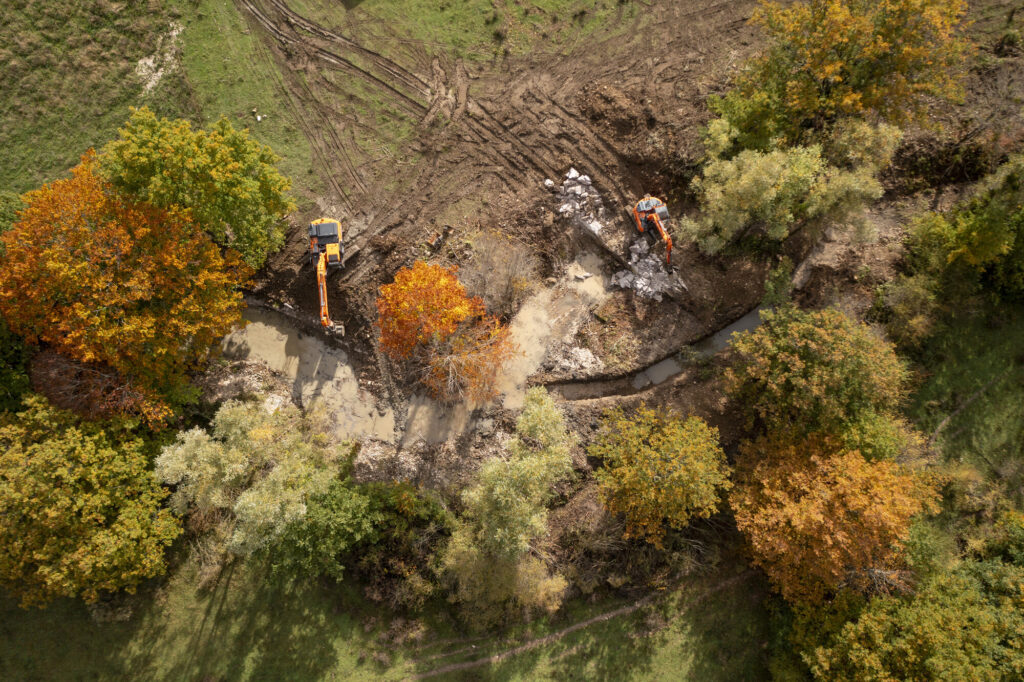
[714,0,969,150]
[589,405,732,547]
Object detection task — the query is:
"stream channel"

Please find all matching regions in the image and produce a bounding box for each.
[222,290,768,444]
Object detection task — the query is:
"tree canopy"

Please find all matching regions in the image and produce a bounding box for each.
[441,388,575,625]
[377,261,516,403]
[0,153,247,422]
[809,562,1024,680]
[730,436,938,603]
[101,107,295,269]
[0,396,181,607]
[714,0,968,150]
[727,306,908,438]
[155,400,344,556]
[590,405,731,547]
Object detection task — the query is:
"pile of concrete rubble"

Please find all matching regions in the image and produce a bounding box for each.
[546,167,685,302]
[611,239,686,302]
[548,168,606,235]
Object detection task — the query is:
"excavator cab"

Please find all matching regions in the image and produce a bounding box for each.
[632,196,673,265]
[308,218,344,269]
[308,218,345,332]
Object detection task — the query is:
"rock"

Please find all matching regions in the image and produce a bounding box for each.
[544,178,555,188]
[566,167,580,180]
[574,271,592,281]
[262,394,287,414]
[554,346,605,375]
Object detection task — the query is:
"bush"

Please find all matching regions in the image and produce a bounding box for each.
[101,107,295,269]
[907,156,1024,298]
[809,562,1024,680]
[878,274,941,350]
[589,405,731,547]
[0,396,181,607]
[155,400,345,556]
[726,306,908,438]
[268,480,450,609]
[459,230,539,319]
[680,143,883,254]
[730,435,938,603]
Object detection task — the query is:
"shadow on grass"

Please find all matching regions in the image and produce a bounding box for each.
[119,562,354,681]
[416,567,771,682]
[0,554,375,681]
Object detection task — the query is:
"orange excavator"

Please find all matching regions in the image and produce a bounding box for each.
[308,218,344,332]
[632,196,673,265]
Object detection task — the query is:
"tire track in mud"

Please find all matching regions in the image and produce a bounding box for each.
[264,0,431,97]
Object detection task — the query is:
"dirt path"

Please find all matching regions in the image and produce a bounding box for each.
[410,570,757,679]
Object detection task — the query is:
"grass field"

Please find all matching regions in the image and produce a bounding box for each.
[169,0,321,201]
[0,1,192,192]
[0,547,769,681]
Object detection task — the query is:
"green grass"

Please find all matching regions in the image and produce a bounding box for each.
[909,307,1024,503]
[169,0,320,201]
[0,1,190,192]
[0,550,769,681]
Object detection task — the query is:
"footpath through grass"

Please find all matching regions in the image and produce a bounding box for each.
[0,550,769,680]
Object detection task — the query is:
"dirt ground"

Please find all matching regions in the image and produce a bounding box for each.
[240,0,764,368]
[225,0,1024,481]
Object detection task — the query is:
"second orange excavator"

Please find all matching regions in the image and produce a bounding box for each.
[632,196,673,265]
[308,218,344,332]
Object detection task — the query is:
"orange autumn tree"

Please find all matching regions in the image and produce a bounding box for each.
[377,261,515,402]
[730,435,938,604]
[0,152,248,423]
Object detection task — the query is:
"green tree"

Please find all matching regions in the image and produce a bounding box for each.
[441,387,576,624]
[268,480,450,610]
[909,155,1024,297]
[0,396,181,607]
[589,405,731,547]
[680,141,884,254]
[727,306,908,440]
[155,400,344,556]
[101,107,295,268]
[809,562,1024,680]
[0,317,31,412]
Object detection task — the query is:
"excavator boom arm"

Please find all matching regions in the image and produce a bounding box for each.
[316,252,332,328]
[649,214,672,264]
